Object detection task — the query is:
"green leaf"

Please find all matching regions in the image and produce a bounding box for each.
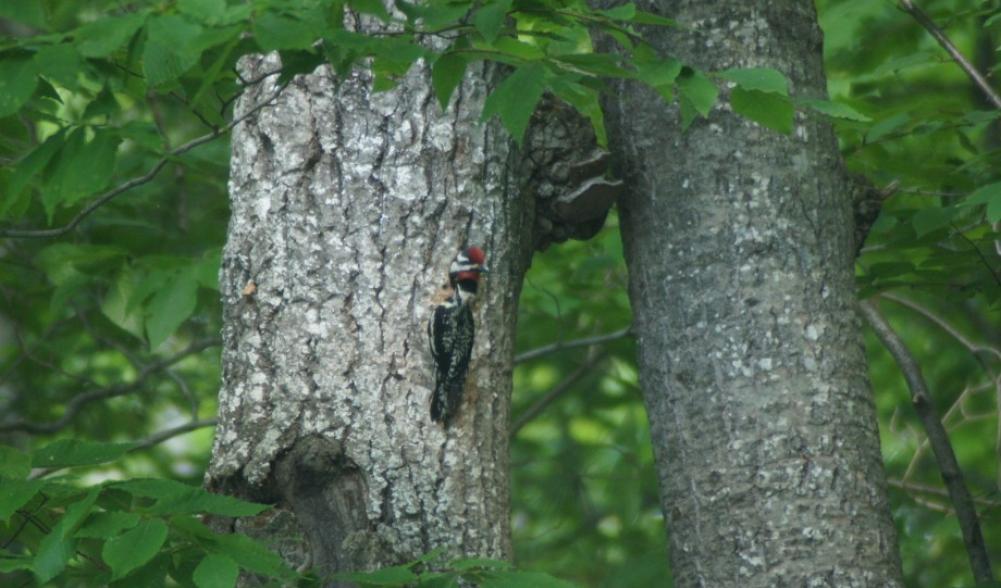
[0,445,31,479]
[599,3,636,21]
[145,268,199,349]
[473,0,511,43]
[912,206,955,237]
[32,439,137,468]
[479,571,576,588]
[488,37,544,62]
[43,127,121,219]
[348,0,392,22]
[76,511,141,539]
[450,557,512,570]
[101,266,145,338]
[338,564,419,585]
[677,68,717,121]
[211,533,293,578]
[178,0,228,24]
[631,10,676,26]
[729,87,793,134]
[990,200,1001,224]
[801,99,871,122]
[103,519,169,580]
[865,112,910,143]
[253,12,321,52]
[143,15,205,86]
[0,478,44,524]
[33,533,75,584]
[113,478,268,517]
[75,13,147,58]
[0,0,46,28]
[193,554,240,588]
[549,76,607,147]
[718,67,788,95]
[33,488,100,584]
[0,556,33,573]
[194,249,222,291]
[636,58,681,88]
[5,129,65,209]
[0,53,38,118]
[432,52,467,110]
[35,243,126,287]
[552,53,632,78]
[482,63,547,145]
[33,44,84,91]
[962,182,1001,222]
[83,84,120,120]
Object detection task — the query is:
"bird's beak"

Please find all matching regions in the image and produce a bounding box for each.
[477,265,489,274]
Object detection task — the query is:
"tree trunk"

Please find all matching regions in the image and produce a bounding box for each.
[205,53,533,577]
[604,2,905,585]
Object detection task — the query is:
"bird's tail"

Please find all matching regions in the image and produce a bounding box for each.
[430,376,465,425]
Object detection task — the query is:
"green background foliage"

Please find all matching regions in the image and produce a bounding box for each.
[0,0,999,586]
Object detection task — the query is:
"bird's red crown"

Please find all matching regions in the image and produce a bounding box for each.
[465,246,486,265]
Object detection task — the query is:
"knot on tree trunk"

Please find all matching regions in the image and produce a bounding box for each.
[522,96,623,250]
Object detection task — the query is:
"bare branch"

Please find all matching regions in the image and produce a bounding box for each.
[887,478,1001,509]
[510,350,609,437]
[128,418,217,453]
[0,82,285,239]
[0,338,221,434]
[898,0,1001,110]
[514,326,631,364]
[861,299,995,584]
[880,293,1001,364]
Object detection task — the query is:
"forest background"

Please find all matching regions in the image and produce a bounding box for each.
[0,0,1000,586]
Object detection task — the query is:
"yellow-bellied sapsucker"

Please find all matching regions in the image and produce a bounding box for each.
[428,246,487,425]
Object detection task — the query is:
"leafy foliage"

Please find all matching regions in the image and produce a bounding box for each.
[0,0,999,587]
[0,439,285,586]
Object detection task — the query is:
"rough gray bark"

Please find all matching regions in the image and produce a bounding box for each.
[604,2,905,586]
[205,53,532,576]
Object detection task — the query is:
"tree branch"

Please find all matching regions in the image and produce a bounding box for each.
[898,0,1001,110]
[129,418,217,453]
[0,338,221,434]
[860,299,995,584]
[0,82,285,239]
[880,292,1001,364]
[510,350,609,437]
[514,326,631,364]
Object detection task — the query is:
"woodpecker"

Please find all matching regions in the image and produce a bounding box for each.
[428,246,488,425]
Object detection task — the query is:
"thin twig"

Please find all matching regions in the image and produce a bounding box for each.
[128,418,216,452]
[880,293,1001,364]
[28,419,218,481]
[898,0,1001,109]
[510,350,609,437]
[888,478,1001,509]
[514,326,631,364]
[861,299,995,584]
[0,338,221,434]
[0,82,285,239]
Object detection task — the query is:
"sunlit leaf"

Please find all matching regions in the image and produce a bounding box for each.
[0,53,37,118]
[718,67,788,95]
[432,51,467,109]
[729,87,793,134]
[193,554,240,588]
[482,62,547,145]
[32,440,137,468]
[102,519,169,580]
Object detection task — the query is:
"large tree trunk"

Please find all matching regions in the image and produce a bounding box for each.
[205,53,533,577]
[605,2,905,585]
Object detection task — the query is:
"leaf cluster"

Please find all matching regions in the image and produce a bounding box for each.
[0,439,290,587]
